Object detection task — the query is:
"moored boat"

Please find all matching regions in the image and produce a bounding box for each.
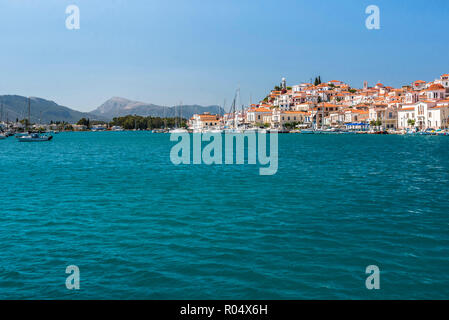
[300,129,315,134]
[17,133,53,142]
[169,128,188,134]
[15,132,29,138]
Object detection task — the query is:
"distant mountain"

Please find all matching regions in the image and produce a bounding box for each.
[90,97,224,120]
[0,95,224,124]
[0,95,108,124]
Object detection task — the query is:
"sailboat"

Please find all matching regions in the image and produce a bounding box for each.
[169,102,188,133]
[17,97,53,142]
[224,89,243,133]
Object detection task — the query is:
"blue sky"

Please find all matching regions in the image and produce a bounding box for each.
[0,0,448,112]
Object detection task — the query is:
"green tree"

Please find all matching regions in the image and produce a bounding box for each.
[77,118,90,127]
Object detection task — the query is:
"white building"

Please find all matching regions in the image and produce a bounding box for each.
[424,83,447,100]
[246,107,271,124]
[435,74,449,88]
[397,101,449,129]
[189,113,221,131]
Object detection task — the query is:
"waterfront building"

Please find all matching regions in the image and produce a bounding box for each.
[271,110,310,129]
[368,104,398,130]
[398,101,449,130]
[72,124,87,131]
[189,113,221,131]
[344,109,369,124]
[246,107,271,124]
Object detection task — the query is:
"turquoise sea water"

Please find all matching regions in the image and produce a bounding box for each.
[0,132,448,299]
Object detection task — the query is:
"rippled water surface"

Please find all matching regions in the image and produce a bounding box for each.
[0,132,448,299]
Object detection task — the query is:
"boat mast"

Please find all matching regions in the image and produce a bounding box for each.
[221,99,226,129]
[231,92,237,129]
[180,101,183,128]
[28,97,31,131]
[236,88,240,129]
[223,99,226,117]
[174,105,177,129]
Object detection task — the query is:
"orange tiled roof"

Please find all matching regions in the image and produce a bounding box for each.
[198,115,219,120]
[250,107,271,113]
[283,111,309,114]
[430,104,449,109]
[426,83,445,91]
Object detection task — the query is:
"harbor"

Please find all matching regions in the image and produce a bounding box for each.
[6,74,449,137]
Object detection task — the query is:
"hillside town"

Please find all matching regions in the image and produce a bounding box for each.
[2,73,449,136]
[188,73,449,134]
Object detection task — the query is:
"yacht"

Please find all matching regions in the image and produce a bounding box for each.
[224,127,244,134]
[300,129,315,134]
[15,132,29,138]
[204,127,223,133]
[17,133,53,142]
[169,128,188,134]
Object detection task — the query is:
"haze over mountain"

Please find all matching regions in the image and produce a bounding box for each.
[0,95,108,124]
[0,95,223,124]
[90,97,224,120]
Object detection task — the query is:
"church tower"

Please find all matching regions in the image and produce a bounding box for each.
[281,77,287,90]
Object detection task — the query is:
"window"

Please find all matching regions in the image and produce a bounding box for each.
[418,106,424,115]
[429,112,432,118]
